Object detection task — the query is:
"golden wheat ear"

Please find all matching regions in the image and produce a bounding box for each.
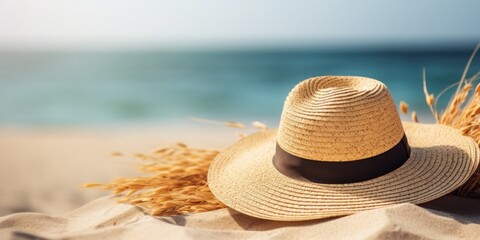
[84,119,268,216]
[405,43,480,197]
[83,143,226,216]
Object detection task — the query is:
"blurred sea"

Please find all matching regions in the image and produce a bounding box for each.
[0,48,478,127]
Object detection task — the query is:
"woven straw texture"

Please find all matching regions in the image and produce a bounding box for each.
[278,76,404,161]
[208,76,480,221]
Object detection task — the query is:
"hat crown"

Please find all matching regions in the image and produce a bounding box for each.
[277,76,405,161]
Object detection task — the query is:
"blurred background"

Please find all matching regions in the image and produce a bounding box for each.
[1,0,480,215]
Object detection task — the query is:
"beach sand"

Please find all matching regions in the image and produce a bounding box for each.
[1,194,480,239]
[1,125,480,239]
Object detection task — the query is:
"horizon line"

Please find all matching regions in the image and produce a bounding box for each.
[0,41,478,53]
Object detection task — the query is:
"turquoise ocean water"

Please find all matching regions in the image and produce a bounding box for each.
[0,48,478,127]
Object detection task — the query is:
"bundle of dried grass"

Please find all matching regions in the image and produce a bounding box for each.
[401,44,480,197]
[84,120,266,216]
[84,143,225,216]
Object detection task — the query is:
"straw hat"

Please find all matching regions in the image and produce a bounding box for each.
[208,76,480,221]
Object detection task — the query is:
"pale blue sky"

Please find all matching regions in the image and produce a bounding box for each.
[0,0,479,50]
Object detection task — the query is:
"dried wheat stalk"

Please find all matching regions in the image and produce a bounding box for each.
[401,43,480,197]
[84,142,226,216]
[84,120,268,216]
[399,101,409,115]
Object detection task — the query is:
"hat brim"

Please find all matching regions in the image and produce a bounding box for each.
[208,122,479,221]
